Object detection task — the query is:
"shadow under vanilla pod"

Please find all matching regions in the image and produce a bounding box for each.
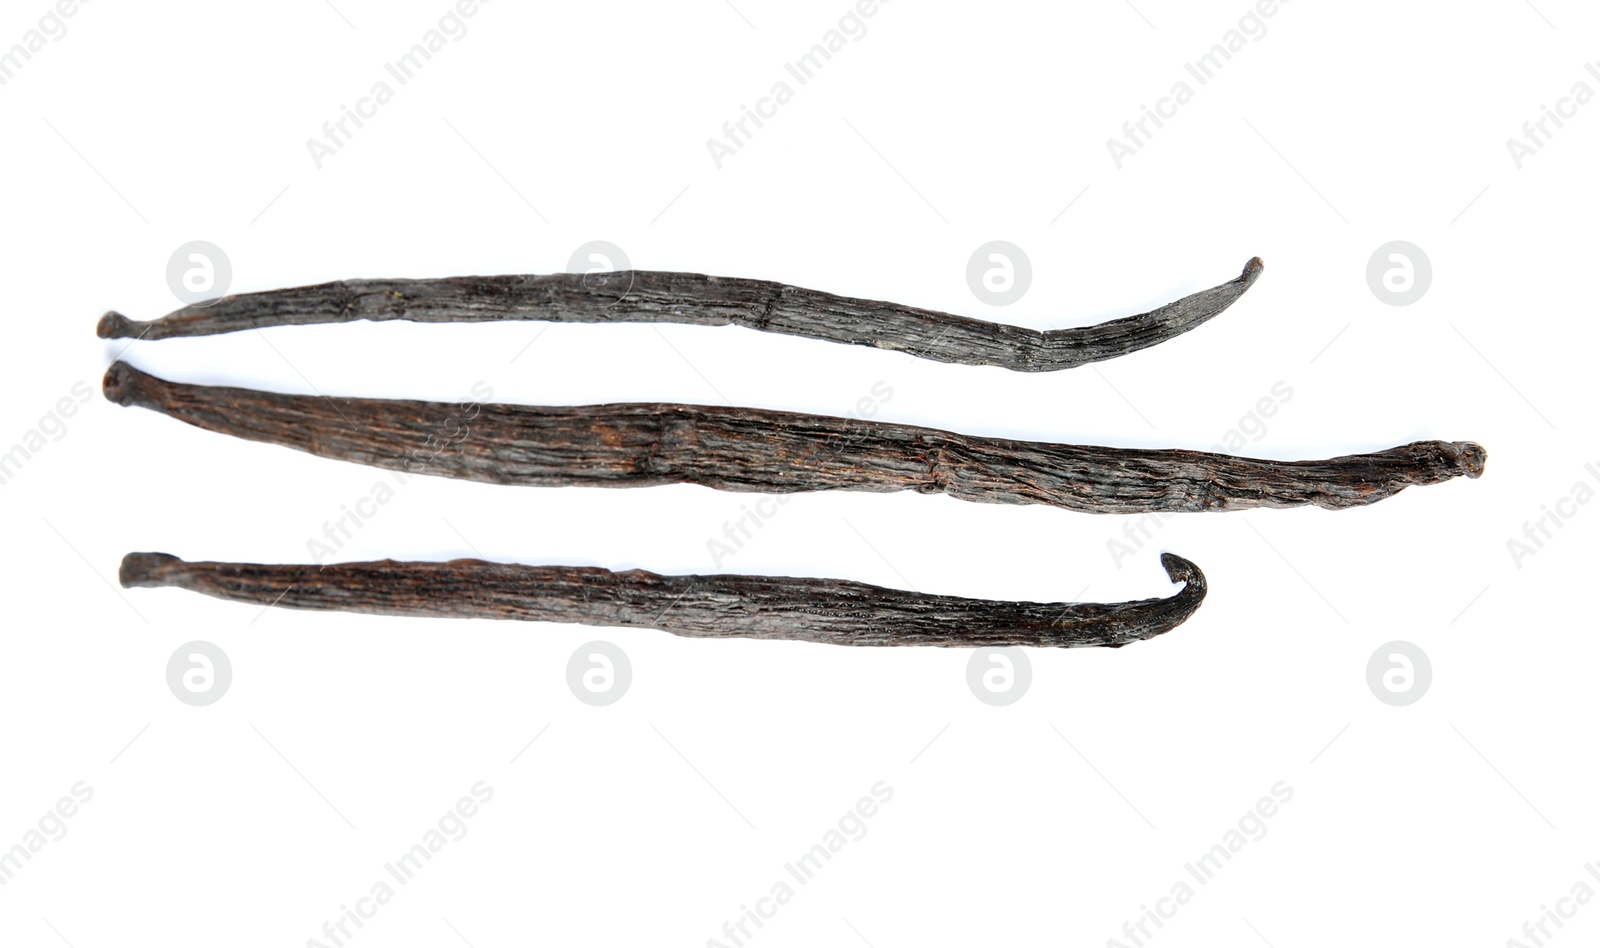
[116,552,1207,649]
[96,258,1264,372]
[103,361,1487,514]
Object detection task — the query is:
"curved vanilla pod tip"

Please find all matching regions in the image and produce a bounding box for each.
[117,551,1207,648]
[103,360,1487,514]
[97,258,1265,372]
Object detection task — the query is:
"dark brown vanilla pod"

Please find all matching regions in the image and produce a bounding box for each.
[97,258,1264,372]
[104,361,1486,514]
[118,552,1206,648]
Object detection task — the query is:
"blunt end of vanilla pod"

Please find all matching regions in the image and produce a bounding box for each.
[1454,441,1488,479]
[120,552,181,588]
[98,311,138,339]
[102,360,141,406]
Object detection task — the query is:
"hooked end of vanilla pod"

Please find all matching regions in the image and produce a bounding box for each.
[1158,552,1204,587]
[101,360,143,406]
[1241,256,1265,284]
[119,552,182,588]
[1453,441,1488,479]
[97,311,139,339]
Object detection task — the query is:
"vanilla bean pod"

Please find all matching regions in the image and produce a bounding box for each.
[118,551,1206,648]
[104,361,1485,513]
[97,259,1264,372]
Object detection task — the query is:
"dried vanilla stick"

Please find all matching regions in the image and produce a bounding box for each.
[118,551,1207,648]
[97,259,1265,372]
[104,361,1487,514]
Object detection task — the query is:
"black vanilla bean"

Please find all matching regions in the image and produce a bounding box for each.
[118,551,1207,648]
[103,361,1486,514]
[97,259,1265,372]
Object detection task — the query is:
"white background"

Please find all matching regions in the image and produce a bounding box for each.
[1,1,1594,945]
